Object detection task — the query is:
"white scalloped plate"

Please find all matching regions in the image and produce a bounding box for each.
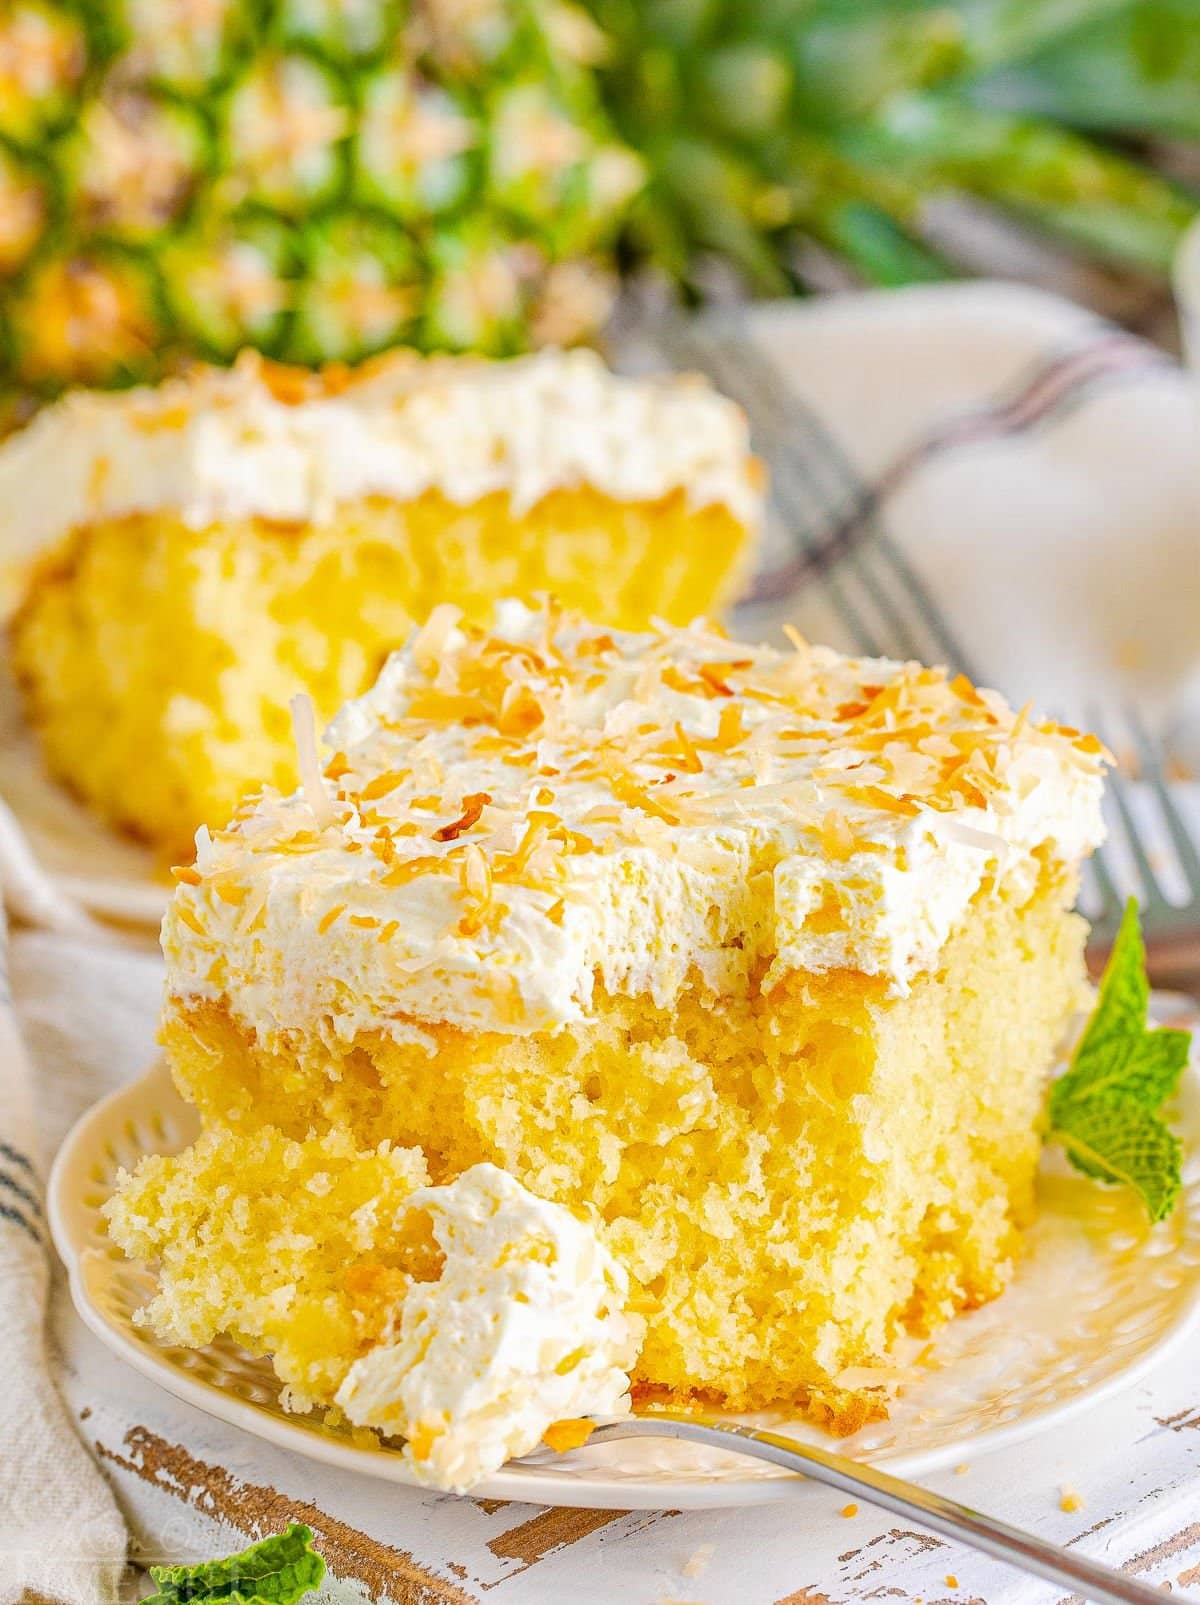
[49,1003,1200,1509]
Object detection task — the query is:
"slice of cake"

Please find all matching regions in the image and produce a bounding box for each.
[1,348,761,857]
[120,599,1106,1437]
[106,1137,641,1492]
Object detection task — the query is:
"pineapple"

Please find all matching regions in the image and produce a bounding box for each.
[590,0,1199,296]
[1,0,1196,401]
[0,0,642,397]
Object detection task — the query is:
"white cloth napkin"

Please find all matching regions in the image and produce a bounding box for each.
[4,279,1200,1604]
[0,821,127,1603]
[713,282,1200,744]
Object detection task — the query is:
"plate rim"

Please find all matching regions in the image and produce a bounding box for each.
[48,1015,1200,1510]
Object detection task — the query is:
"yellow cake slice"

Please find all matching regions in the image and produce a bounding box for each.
[0,349,761,856]
[112,599,1107,1438]
[106,1132,640,1491]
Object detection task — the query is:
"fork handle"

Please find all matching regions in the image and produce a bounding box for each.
[588,1413,1178,1605]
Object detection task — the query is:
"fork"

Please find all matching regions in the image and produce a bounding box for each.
[581,1409,1189,1605]
[1083,704,1200,972]
[643,307,980,681]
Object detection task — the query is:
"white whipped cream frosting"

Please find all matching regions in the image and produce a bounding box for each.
[164,602,1107,1043]
[0,348,760,619]
[334,1162,640,1491]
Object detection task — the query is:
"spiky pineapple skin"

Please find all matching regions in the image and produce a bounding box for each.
[0,0,642,397]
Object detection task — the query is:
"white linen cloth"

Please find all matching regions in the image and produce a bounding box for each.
[0,807,128,1604]
[2,280,1200,1604]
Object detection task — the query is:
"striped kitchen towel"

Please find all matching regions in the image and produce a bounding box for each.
[0,806,126,1604]
[630,280,1200,743]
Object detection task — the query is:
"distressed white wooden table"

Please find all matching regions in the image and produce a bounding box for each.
[52,1274,1200,1604]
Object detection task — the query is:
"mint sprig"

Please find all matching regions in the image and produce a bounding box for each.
[145,1523,325,1605]
[1048,900,1190,1224]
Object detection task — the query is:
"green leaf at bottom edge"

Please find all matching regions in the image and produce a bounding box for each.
[146,1522,325,1605]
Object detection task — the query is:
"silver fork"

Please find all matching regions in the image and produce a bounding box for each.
[643,309,981,680]
[1084,704,1200,965]
[582,1409,1189,1605]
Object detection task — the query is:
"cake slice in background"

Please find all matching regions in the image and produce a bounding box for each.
[118,599,1107,1435]
[0,348,761,857]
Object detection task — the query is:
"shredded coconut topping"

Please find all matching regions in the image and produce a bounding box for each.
[289,693,336,832]
[164,600,1108,1040]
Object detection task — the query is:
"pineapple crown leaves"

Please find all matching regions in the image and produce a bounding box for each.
[1047,900,1191,1225]
[592,0,1200,291]
[144,1522,325,1605]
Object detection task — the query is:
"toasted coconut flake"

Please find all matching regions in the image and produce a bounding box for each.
[498,682,545,737]
[949,672,987,709]
[175,903,206,936]
[576,632,617,659]
[194,823,215,872]
[609,768,680,825]
[457,842,496,935]
[361,769,408,802]
[412,603,463,675]
[842,785,921,818]
[433,791,492,842]
[289,694,337,831]
[381,854,450,887]
[407,689,488,724]
[673,721,704,774]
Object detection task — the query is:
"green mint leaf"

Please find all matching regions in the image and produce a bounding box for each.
[1051,1026,1190,1117]
[146,1523,325,1605]
[1053,1099,1182,1226]
[1074,898,1148,1059]
[1047,899,1190,1223]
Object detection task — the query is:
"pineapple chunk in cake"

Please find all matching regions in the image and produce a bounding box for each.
[132,600,1106,1431]
[1,348,761,857]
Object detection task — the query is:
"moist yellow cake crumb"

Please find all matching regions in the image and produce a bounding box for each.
[105,1123,433,1408]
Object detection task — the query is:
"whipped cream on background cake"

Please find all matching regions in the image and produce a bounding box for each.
[165,600,1107,1043]
[0,349,759,618]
